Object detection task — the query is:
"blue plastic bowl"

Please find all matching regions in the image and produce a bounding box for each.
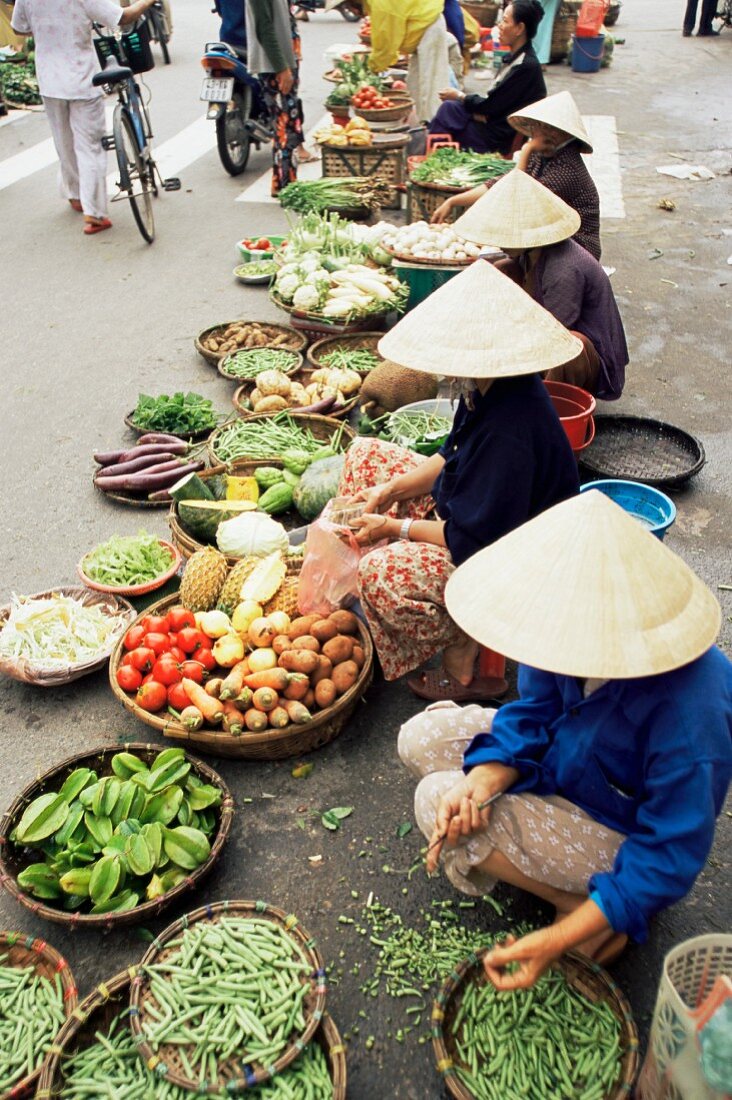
[580,479,676,540]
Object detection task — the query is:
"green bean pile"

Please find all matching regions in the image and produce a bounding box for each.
[382,411,452,444]
[320,347,381,374]
[212,413,346,463]
[451,967,622,1100]
[222,349,300,379]
[139,917,314,1088]
[0,954,66,1092]
[60,1010,332,1100]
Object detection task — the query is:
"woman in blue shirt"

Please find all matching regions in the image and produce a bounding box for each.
[338,257,581,696]
[399,491,732,984]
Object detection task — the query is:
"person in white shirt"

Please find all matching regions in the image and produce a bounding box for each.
[11,0,156,234]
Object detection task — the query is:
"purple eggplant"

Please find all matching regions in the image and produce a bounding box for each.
[94,452,183,478]
[118,441,189,462]
[136,432,187,446]
[288,396,337,415]
[95,460,204,494]
[93,449,127,466]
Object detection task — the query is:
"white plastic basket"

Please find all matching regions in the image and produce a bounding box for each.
[637,934,732,1100]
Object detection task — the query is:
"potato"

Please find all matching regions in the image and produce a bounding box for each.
[284,673,310,701]
[351,644,366,669]
[248,617,275,648]
[332,659,359,695]
[278,649,319,675]
[272,634,294,656]
[289,614,320,639]
[329,609,359,635]
[314,679,337,709]
[303,688,316,709]
[311,619,338,643]
[310,654,333,686]
[295,634,320,653]
[254,395,289,414]
[322,635,355,665]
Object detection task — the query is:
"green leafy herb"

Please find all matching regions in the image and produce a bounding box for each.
[321,806,354,831]
[410,148,514,188]
[279,177,395,215]
[131,392,219,434]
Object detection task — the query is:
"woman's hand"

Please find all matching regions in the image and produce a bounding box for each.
[438,88,462,102]
[347,480,398,515]
[432,197,455,224]
[349,513,396,547]
[276,68,294,95]
[483,927,565,991]
[426,763,518,872]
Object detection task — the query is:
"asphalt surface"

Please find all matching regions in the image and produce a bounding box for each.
[0,0,731,1095]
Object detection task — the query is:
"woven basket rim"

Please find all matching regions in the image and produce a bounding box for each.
[122,411,217,443]
[194,321,307,366]
[0,930,79,1098]
[129,900,327,1091]
[0,742,234,930]
[306,330,385,372]
[0,587,135,686]
[431,947,640,1100]
[271,288,392,327]
[580,414,706,487]
[231,377,358,421]
[384,244,476,267]
[208,410,355,466]
[77,538,182,597]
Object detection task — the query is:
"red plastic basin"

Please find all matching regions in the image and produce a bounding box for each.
[544,380,596,450]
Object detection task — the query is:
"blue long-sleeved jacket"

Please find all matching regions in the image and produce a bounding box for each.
[463,648,732,942]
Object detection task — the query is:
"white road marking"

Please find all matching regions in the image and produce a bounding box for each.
[234,114,329,204]
[0,136,56,190]
[106,115,215,194]
[582,115,625,219]
[0,110,33,129]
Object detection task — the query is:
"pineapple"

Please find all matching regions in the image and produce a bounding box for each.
[263,576,300,619]
[217,558,261,617]
[240,552,287,604]
[179,548,228,612]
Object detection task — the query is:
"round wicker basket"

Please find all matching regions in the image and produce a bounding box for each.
[0,744,234,930]
[37,969,346,1100]
[432,948,640,1100]
[218,347,303,383]
[122,411,216,443]
[129,900,327,1092]
[0,587,135,687]
[232,376,358,421]
[306,330,385,373]
[194,322,307,367]
[207,411,355,466]
[108,593,374,760]
[351,93,413,123]
[0,932,78,1099]
[77,538,182,597]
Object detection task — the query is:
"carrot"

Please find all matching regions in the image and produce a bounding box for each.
[244,668,290,692]
[219,659,250,701]
[244,708,268,733]
[252,687,279,712]
[283,699,312,725]
[268,706,290,729]
[179,705,203,731]
[237,686,253,709]
[222,701,244,735]
[181,678,224,724]
[283,673,310,701]
[205,677,225,698]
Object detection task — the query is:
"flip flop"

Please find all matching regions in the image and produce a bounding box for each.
[407,667,508,703]
[69,199,83,213]
[83,218,112,235]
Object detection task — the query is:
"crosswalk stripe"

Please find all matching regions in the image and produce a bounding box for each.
[106,115,215,194]
[0,135,56,190]
[582,115,625,219]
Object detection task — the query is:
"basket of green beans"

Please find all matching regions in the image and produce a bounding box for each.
[432,948,639,1100]
[129,900,328,1093]
[208,411,355,466]
[218,348,304,383]
[0,931,78,1098]
[37,968,346,1100]
[306,331,385,375]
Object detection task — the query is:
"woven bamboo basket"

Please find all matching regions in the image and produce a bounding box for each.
[407,180,466,224]
[460,0,500,27]
[432,948,640,1100]
[0,743,234,930]
[0,932,78,1099]
[0,587,135,687]
[306,330,385,373]
[218,348,303,383]
[77,538,181,597]
[129,900,327,1092]
[37,969,346,1100]
[321,136,409,208]
[194,321,307,367]
[351,93,413,124]
[551,0,582,60]
[270,288,391,336]
[108,593,374,760]
[123,411,217,443]
[231,376,359,421]
[208,411,355,466]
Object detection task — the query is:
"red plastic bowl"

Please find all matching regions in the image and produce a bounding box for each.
[545,380,596,450]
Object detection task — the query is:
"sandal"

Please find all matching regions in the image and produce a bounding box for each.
[83,218,112,235]
[407,667,508,703]
[69,199,83,213]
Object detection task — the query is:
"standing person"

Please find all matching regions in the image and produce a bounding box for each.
[429,0,546,155]
[10,0,156,234]
[214,0,245,47]
[245,0,304,196]
[683,0,719,35]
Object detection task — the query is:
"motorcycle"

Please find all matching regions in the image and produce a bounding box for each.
[294,0,362,21]
[200,41,272,176]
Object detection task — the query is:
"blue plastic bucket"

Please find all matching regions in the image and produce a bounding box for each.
[580,479,677,540]
[571,33,605,73]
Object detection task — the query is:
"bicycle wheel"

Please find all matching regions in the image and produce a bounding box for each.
[150,6,171,64]
[113,106,155,243]
[340,2,361,22]
[215,87,252,176]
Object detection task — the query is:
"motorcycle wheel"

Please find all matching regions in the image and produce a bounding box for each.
[216,88,252,176]
[340,2,362,21]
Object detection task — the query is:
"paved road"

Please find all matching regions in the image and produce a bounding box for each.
[0,1,730,1095]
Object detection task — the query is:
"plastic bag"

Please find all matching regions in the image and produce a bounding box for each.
[576,0,607,37]
[297,500,369,616]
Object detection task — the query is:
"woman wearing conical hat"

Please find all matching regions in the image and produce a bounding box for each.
[453,169,628,399]
[337,259,580,700]
[398,492,732,984]
[433,90,602,261]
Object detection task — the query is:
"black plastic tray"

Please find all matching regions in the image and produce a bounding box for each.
[579,415,705,488]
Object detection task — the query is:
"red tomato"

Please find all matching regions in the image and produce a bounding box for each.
[176,628,211,654]
[145,614,170,634]
[255,238,271,250]
[120,652,134,667]
[127,646,155,673]
[116,665,142,692]
[168,645,186,663]
[193,648,217,673]
[152,655,182,686]
[135,681,167,712]
[179,659,206,683]
[141,672,155,685]
[167,681,191,710]
[392,79,406,90]
[143,632,171,657]
[167,607,196,633]
[123,624,146,651]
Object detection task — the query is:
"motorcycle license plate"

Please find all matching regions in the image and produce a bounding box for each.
[200,77,234,102]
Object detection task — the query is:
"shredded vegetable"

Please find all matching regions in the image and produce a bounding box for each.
[81,532,174,588]
[0,594,125,667]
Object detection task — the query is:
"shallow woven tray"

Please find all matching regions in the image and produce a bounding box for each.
[207,411,355,466]
[0,743,233,930]
[218,347,304,383]
[432,948,639,1100]
[232,376,358,421]
[123,411,216,444]
[306,330,385,373]
[384,244,476,267]
[0,931,78,1099]
[109,593,374,760]
[37,969,346,1100]
[271,289,389,333]
[129,900,327,1092]
[195,322,307,367]
[77,538,181,597]
[579,415,706,488]
[0,587,135,687]
[351,94,413,123]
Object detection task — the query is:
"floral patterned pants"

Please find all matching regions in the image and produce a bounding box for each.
[260,67,304,197]
[398,702,624,898]
[338,438,462,681]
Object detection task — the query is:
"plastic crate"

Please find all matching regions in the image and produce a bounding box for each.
[321,138,407,209]
[392,261,463,310]
[93,18,154,75]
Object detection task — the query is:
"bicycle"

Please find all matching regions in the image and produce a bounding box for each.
[716,0,732,28]
[146,0,172,65]
[92,20,180,242]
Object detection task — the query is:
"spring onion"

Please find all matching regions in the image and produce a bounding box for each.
[279,177,394,215]
[410,148,514,188]
[0,593,126,668]
[81,531,174,588]
[381,411,452,446]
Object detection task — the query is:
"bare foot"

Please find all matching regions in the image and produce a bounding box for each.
[297,146,320,164]
[443,636,480,686]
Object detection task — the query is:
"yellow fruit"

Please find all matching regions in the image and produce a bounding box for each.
[347,116,370,131]
[226,476,260,503]
[212,633,245,668]
[217,558,262,617]
[179,548,228,613]
[199,610,232,639]
[248,647,277,673]
[267,610,291,635]
[240,552,287,604]
[231,600,263,634]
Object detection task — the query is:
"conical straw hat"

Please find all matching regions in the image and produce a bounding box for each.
[445,491,721,679]
[453,169,581,250]
[377,259,582,378]
[509,90,593,154]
